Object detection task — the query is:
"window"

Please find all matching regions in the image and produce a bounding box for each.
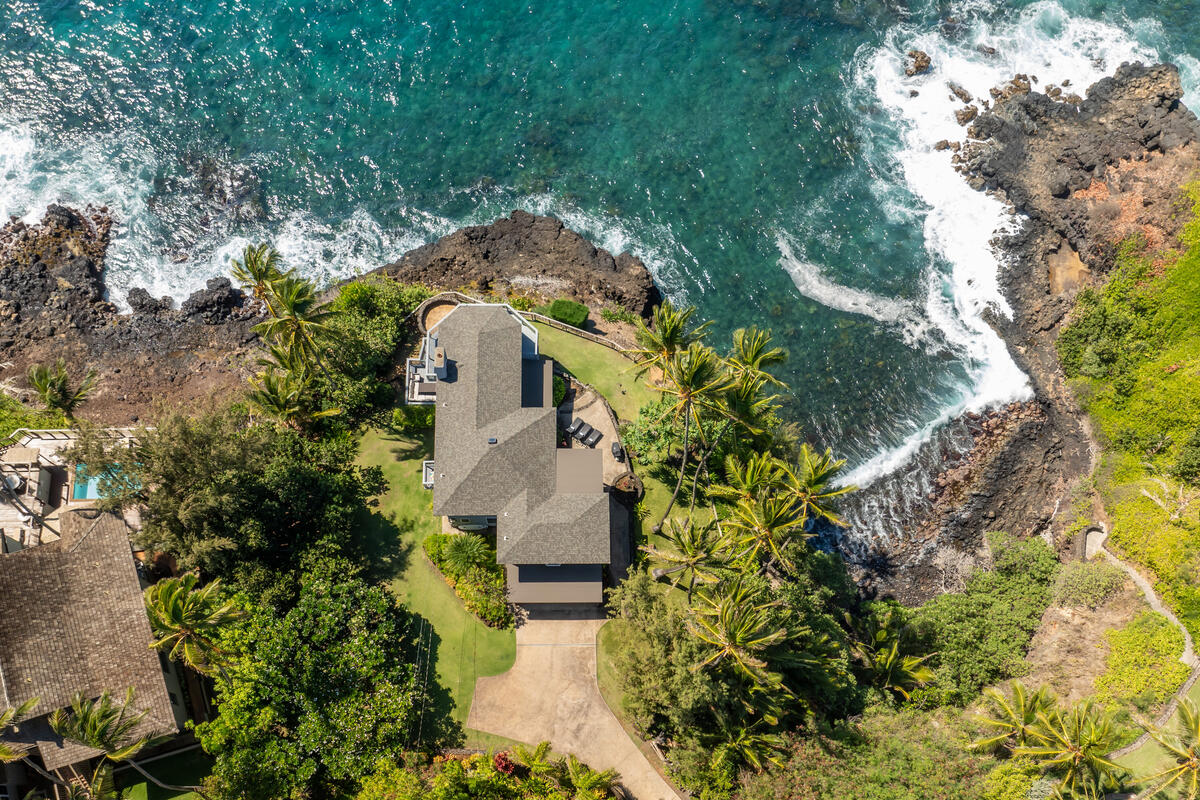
[168,692,179,706]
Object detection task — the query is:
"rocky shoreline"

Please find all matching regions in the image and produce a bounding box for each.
[0,207,661,425]
[857,62,1200,603]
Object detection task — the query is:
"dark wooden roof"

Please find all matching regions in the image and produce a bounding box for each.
[0,511,176,770]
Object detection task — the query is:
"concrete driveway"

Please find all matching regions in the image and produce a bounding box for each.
[468,608,681,800]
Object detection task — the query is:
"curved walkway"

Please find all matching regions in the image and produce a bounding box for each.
[1089,524,1200,761]
[468,609,681,800]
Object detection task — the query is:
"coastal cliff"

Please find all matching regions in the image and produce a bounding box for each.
[0,207,660,424]
[865,62,1200,603]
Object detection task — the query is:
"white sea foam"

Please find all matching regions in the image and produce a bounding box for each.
[813,0,1200,492]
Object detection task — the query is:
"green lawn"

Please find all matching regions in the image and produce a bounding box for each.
[357,428,516,747]
[1115,676,1200,794]
[119,749,211,800]
[532,322,656,422]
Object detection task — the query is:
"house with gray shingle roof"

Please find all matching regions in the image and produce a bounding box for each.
[0,510,182,785]
[411,304,611,604]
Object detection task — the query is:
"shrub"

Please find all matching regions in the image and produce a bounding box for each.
[390,405,434,434]
[981,758,1041,800]
[505,294,537,312]
[1053,560,1127,609]
[1175,427,1200,484]
[552,375,567,407]
[601,306,638,324]
[1095,611,1189,710]
[423,534,513,628]
[911,532,1059,704]
[542,298,589,328]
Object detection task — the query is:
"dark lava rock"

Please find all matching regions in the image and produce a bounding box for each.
[379,209,662,316]
[905,49,932,76]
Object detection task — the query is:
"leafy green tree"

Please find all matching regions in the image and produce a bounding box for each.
[197,576,422,800]
[640,518,729,600]
[1137,697,1200,799]
[972,680,1059,754]
[27,358,98,419]
[229,243,289,313]
[49,688,202,796]
[67,407,386,601]
[1017,700,1124,800]
[144,574,243,678]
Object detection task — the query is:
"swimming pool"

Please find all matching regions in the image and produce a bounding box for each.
[72,468,102,501]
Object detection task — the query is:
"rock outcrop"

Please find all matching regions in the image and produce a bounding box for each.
[863,63,1200,603]
[379,210,662,316]
[0,206,257,423]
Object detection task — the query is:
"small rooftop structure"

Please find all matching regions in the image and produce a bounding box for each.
[424,304,610,605]
[0,511,177,771]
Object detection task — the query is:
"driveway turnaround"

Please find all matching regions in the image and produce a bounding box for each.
[468,608,681,800]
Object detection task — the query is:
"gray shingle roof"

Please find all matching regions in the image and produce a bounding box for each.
[429,304,610,568]
[0,511,177,770]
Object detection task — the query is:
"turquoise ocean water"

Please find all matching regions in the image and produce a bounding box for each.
[3,0,1199,547]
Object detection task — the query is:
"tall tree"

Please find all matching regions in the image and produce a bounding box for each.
[632,301,712,375]
[144,574,243,679]
[725,493,809,574]
[652,343,728,530]
[230,243,289,314]
[641,518,730,600]
[972,680,1059,754]
[49,688,204,796]
[252,275,336,377]
[844,604,935,701]
[1137,697,1200,799]
[779,443,854,527]
[688,579,789,683]
[1017,701,1124,800]
[688,372,779,514]
[710,452,784,506]
[0,699,73,789]
[728,326,787,386]
[26,358,98,420]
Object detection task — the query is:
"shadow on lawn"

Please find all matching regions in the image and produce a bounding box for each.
[407,611,464,750]
[357,509,415,586]
[381,427,434,461]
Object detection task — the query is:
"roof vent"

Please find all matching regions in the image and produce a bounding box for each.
[487,437,498,444]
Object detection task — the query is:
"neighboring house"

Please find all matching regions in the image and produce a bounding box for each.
[0,511,184,794]
[409,304,611,604]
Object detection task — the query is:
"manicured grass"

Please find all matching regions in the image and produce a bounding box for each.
[119,749,211,800]
[531,321,656,422]
[357,428,516,745]
[1116,676,1200,793]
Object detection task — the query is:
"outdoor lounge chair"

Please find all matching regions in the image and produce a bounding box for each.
[573,422,594,442]
[565,417,584,436]
[584,429,602,448]
[611,441,624,462]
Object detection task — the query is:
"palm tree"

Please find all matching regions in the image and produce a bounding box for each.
[442,534,492,576]
[246,369,340,426]
[845,605,934,700]
[0,698,73,789]
[688,579,789,682]
[728,326,787,386]
[632,301,712,375]
[725,493,809,574]
[779,443,854,527]
[708,710,787,772]
[1136,697,1200,799]
[640,518,729,600]
[1017,700,1124,800]
[710,453,784,506]
[512,740,557,777]
[652,343,729,530]
[973,680,1059,754]
[688,373,779,514]
[252,275,336,377]
[144,574,243,680]
[27,359,98,419]
[230,243,289,313]
[562,754,618,798]
[49,688,205,797]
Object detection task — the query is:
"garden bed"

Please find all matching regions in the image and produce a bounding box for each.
[424,532,514,629]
